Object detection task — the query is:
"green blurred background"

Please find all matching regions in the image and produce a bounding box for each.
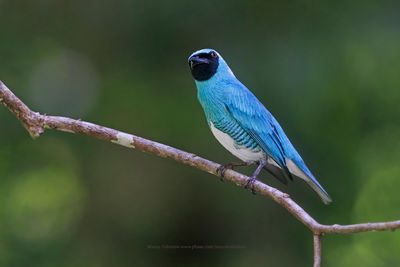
[1,1,400,266]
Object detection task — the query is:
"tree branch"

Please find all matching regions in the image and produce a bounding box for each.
[1,80,399,265]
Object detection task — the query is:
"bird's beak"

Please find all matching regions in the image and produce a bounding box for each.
[189,56,209,69]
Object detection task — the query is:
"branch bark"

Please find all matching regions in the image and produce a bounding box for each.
[313,234,322,267]
[1,81,399,265]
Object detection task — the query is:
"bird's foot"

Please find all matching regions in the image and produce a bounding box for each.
[244,177,257,195]
[216,162,252,182]
[244,159,266,194]
[216,163,234,181]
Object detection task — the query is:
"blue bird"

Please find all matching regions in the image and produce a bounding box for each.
[188,48,332,204]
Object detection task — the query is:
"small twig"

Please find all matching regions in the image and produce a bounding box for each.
[1,80,399,266]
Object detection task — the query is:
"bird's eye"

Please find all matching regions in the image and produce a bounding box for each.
[210,51,217,58]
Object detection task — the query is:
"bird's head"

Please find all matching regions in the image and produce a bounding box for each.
[188,48,233,82]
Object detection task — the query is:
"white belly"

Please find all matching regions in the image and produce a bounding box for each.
[210,122,265,162]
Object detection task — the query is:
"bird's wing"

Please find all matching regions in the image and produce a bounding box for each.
[224,84,292,178]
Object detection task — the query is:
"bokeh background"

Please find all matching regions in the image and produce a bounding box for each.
[1,1,400,266]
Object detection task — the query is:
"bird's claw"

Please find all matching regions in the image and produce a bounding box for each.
[216,164,233,181]
[244,177,257,195]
